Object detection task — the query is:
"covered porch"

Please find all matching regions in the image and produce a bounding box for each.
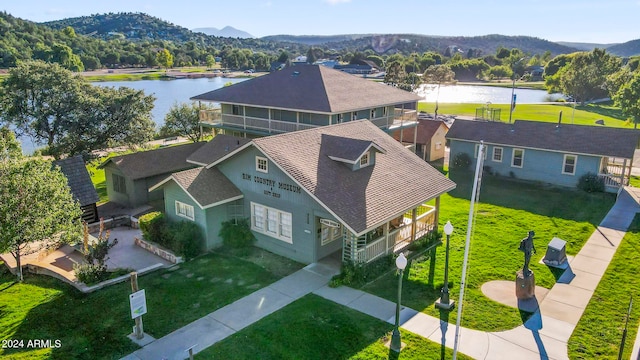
[342,202,438,264]
[598,156,633,193]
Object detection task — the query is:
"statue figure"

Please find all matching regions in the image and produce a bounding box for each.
[519,230,536,276]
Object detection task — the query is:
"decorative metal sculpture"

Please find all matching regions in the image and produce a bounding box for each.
[519,230,536,276]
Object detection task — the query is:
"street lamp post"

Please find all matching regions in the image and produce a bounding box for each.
[508,74,517,124]
[390,252,408,352]
[436,221,455,310]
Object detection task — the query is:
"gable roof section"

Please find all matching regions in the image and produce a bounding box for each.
[251,120,456,235]
[191,65,421,114]
[151,167,243,209]
[323,135,385,164]
[392,119,446,144]
[99,142,205,180]
[54,155,99,207]
[187,135,252,166]
[446,120,640,159]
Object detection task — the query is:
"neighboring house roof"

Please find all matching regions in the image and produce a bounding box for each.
[392,119,447,145]
[54,155,99,207]
[98,142,205,180]
[187,135,251,166]
[190,65,421,114]
[150,167,243,209]
[250,120,456,235]
[446,119,640,159]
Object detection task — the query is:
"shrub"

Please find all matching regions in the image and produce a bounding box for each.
[329,255,394,288]
[171,221,204,260]
[74,263,104,285]
[452,152,471,169]
[219,218,256,248]
[577,172,605,193]
[139,211,167,244]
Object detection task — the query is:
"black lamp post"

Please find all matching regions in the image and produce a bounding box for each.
[390,252,408,352]
[436,221,455,310]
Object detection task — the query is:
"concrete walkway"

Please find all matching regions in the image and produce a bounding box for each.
[121,187,640,360]
[122,261,338,360]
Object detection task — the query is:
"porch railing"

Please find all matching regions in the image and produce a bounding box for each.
[353,205,436,263]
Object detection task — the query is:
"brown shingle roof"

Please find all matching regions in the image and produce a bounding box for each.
[170,167,242,208]
[252,120,456,235]
[99,143,205,180]
[392,119,446,145]
[187,134,251,166]
[446,119,640,158]
[323,135,384,163]
[54,155,99,206]
[190,65,421,113]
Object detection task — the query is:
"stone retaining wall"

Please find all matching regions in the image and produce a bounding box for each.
[134,237,183,264]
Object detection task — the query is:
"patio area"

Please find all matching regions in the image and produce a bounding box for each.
[0,226,171,290]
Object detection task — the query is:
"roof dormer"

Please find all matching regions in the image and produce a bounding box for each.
[322,134,386,171]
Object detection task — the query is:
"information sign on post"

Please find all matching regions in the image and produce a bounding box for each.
[129,289,147,319]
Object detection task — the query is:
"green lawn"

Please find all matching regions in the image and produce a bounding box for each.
[197,294,473,360]
[418,102,631,128]
[86,157,108,204]
[568,214,640,359]
[0,249,302,359]
[363,171,615,332]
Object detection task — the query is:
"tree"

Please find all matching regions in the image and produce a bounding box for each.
[613,72,640,128]
[0,61,86,156]
[205,54,216,68]
[0,158,82,281]
[558,49,621,103]
[422,65,456,118]
[159,102,207,143]
[0,61,156,158]
[0,127,22,162]
[384,60,407,87]
[156,48,174,69]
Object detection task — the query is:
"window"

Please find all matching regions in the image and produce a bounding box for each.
[337,114,343,123]
[474,144,487,159]
[360,153,370,167]
[256,156,268,173]
[113,174,126,194]
[352,112,358,121]
[563,154,577,175]
[383,107,388,116]
[175,201,195,221]
[492,147,503,162]
[321,223,342,246]
[370,109,376,119]
[251,202,292,243]
[435,142,442,150]
[512,148,524,168]
[232,105,242,115]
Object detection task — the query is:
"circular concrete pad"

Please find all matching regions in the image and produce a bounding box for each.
[481,280,549,312]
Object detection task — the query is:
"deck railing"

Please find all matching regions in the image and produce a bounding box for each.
[353,205,436,263]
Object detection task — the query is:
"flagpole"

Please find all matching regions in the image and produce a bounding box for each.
[509,75,516,123]
[452,141,485,360]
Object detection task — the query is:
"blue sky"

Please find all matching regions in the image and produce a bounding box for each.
[2,0,639,44]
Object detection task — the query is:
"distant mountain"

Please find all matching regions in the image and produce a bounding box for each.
[556,41,617,51]
[269,33,578,57]
[606,39,640,57]
[192,26,253,38]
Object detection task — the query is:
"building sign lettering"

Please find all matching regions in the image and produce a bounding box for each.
[241,173,302,195]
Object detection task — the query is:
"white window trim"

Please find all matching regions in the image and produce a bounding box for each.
[251,202,292,243]
[360,153,370,167]
[511,148,525,168]
[256,156,268,173]
[562,154,578,175]
[492,147,503,162]
[175,200,195,221]
[474,144,487,159]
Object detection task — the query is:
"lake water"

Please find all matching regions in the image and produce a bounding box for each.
[17,78,557,154]
[416,84,563,104]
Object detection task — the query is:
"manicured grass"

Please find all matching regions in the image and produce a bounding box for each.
[363,172,615,332]
[417,102,631,128]
[84,72,166,82]
[0,249,302,359]
[86,158,108,204]
[568,214,640,359]
[197,294,474,360]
